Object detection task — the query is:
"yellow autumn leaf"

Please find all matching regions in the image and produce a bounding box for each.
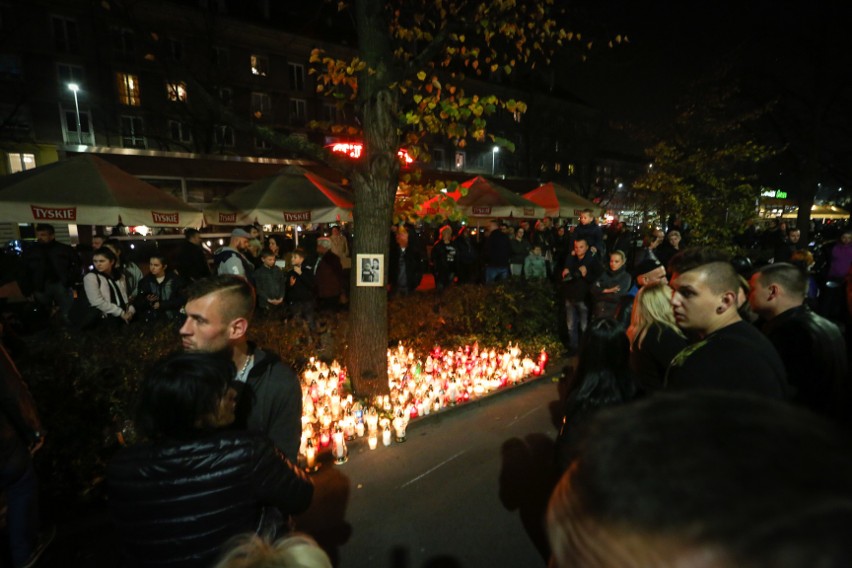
[417,71,427,81]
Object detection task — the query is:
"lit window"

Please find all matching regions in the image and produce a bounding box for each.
[121,115,146,149]
[166,81,188,102]
[7,153,36,173]
[213,124,234,147]
[567,163,575,176]
[289,98,306,125]
[513,109,522,123]
[251,92,271,118]
[169,120,192,143]
[250,54,268,77]
[288,63,304,91]
[454,151,465,170]
[116,73,141,106]
[52,16,79,53]
[554,162,562,172]
[57,63,84,87]
[111,27,134,54]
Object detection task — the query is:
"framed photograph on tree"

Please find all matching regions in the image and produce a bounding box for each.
[356,254,384,287]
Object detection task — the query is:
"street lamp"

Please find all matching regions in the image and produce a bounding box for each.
[491,146,499,176]
[68,83,82,144]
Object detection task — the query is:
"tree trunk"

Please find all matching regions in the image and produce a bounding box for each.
[346,0,400,398]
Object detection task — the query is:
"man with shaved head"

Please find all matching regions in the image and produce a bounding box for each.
[179,275,302,460]
[666,256,788,398]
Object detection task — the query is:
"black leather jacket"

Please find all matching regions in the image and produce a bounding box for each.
[762,305,849,424]
[107,431,313,567]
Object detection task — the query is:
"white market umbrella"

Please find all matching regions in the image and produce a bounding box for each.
[0,155,203,227]
[203,165,354,226]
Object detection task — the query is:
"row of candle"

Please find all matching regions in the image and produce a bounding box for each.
[298,342,549,470]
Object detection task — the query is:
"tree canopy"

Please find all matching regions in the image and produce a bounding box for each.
[306,0,619,396]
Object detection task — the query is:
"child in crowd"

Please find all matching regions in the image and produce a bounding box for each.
[254,248,286,313]
[524,245,548,280]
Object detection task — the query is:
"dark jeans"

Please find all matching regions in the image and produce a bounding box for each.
[565,300,590,349]
[1,455,38,567]
[485,266,509,283]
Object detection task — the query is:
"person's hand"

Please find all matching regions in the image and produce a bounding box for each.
[121,310,133,323]
[579,266,588,277]
[591,246,598,254]
[289,276,297,286]
[561,268,569,278]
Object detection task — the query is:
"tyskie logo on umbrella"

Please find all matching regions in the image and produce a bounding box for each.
[471,206,492,215]
[151,211,179,224]
[283,211,311,222]
[31,206,77,221]
[219,212,237,223]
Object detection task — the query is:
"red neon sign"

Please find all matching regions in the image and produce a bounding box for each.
[329,143,413,164]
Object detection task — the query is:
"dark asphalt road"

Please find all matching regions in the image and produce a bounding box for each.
[296,371,565,568]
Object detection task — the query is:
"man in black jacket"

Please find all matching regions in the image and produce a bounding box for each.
[483,219,511,283]
[179,276,302,461]
[388,228,425,296]
[749,262,849,424]
[174,228,211,282]
[666,259,788,399]
[20,223,80,325]
[561,237,603,352]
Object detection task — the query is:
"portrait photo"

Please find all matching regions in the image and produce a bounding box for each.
[356,254,384,287]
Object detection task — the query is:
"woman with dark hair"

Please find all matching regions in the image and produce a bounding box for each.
[554,318,638,472]
[133,254,185,323]
[83,247,134,327]
[108,352,314,567]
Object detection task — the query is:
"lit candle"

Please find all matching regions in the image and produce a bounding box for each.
[355,420,365,438]
[368,433,378,450]
[393,413,406,443]
[332,427,347,464]
[382,424,392,446]
[305,438,316,470]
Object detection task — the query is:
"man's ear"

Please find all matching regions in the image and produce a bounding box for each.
[767,284,780,300]
[229,317,249,340]
[719,291,738,313]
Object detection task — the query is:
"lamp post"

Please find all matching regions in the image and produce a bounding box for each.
[68,83,81,144]
[491,146,499,176]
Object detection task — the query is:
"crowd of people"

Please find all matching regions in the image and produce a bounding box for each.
[2,213,852,566]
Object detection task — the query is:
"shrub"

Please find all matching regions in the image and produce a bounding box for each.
[17,281,561,506]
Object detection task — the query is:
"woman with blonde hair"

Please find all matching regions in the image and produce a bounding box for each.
[214,533,332,568]
[626,281,687,392]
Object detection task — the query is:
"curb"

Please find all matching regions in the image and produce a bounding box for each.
[314,357,572,462]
